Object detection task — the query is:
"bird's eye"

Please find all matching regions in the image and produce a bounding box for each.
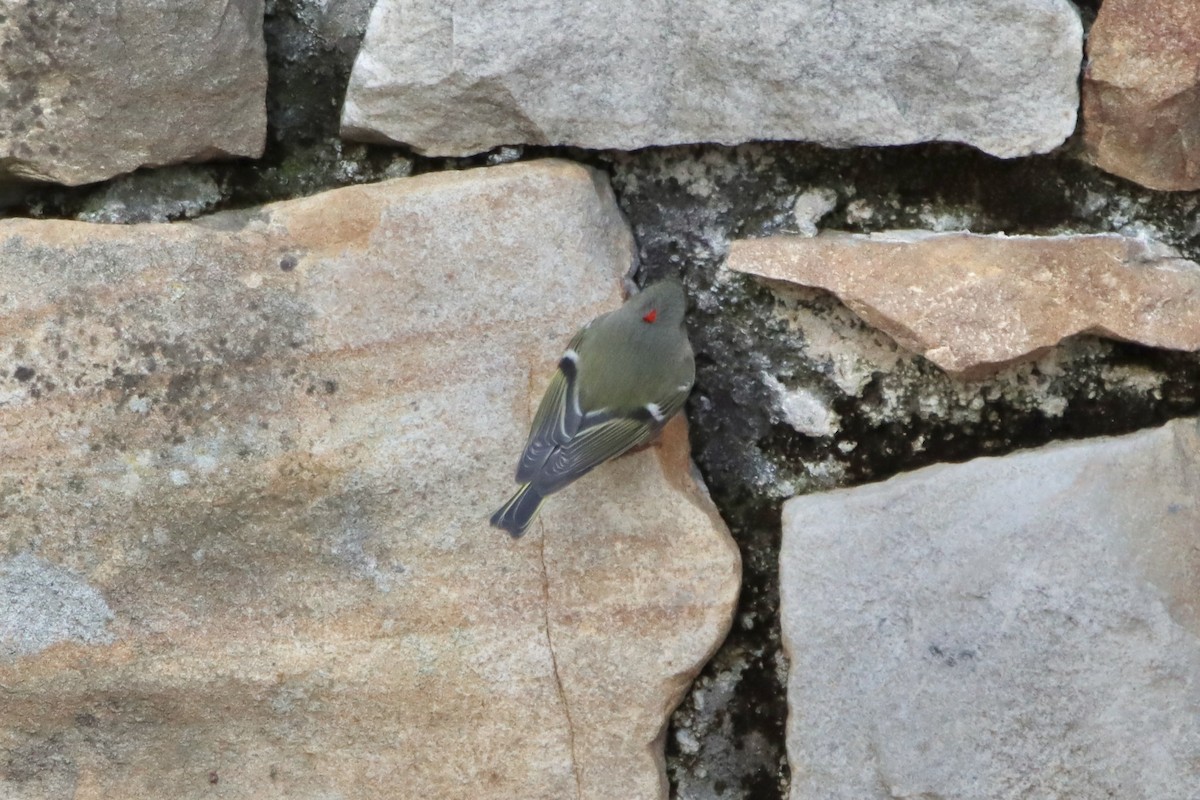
[642,309,658,323]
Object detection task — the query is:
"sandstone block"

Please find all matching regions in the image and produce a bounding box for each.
[728,231,1200,377]
[0,160,739,799]
[1083,0,1200,190]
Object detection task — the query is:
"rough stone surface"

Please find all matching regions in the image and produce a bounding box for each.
[790,190,838,238]
[761,375,839,438]
[781,418,1200,800]
[341,0,1082,159]
[0,1,267,186]
[0,554,114,659]
[1083,0,1200,190]
[0,160,739,799]
[728,230,1200,377]
[75,167,224,224]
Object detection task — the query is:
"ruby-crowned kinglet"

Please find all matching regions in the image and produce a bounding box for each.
[491,280,695,538]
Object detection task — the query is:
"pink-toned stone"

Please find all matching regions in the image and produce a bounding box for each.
[727,230,1200,377]
[1082,0,1200,190]
[0,160,739,799]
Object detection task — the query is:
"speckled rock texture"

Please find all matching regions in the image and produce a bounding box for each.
[1083,0,1200,190]
[341,0,1082,158]
[0,160,739,800]
[728,230,1200,377]
[0,0,267,186]
[781,418,1200,800]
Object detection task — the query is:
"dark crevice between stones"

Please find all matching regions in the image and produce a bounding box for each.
[606,142,1200,799]
[176,3,635,216]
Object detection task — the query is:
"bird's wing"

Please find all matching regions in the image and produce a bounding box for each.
[514,331,587,482]
[656,378,691,421]
[529,405,661,495]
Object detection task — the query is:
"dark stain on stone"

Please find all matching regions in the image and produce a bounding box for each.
[106,366,145,392]
[2,733,73,784]
[928,644,978,668]
[279,254,298,272]
[165,370,203,406]
[13,365,34,382]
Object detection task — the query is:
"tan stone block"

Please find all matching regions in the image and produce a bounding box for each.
[0,160,739,799]
[728,230,1200,377]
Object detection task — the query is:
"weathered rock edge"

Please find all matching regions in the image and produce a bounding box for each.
[728,230,1200,377]
[341,0,1082,159]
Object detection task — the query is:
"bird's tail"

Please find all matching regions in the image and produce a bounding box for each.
[490,483,546,538]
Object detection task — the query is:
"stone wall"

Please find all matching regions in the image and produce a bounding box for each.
[2,1,1199,798]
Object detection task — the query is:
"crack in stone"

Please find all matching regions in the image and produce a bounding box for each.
[539,528,582,800]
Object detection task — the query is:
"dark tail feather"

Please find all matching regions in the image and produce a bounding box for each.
[490,483,546,538]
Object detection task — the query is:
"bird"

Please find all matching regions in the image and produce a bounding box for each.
[490,280,695,538]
